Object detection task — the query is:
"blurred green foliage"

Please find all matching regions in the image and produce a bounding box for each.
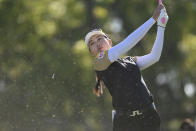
[0,0,195,131]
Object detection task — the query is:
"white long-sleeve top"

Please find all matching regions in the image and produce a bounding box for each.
[107,18,165,70]
[108,18,156,62]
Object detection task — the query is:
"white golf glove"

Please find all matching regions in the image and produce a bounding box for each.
[157,8,169,28]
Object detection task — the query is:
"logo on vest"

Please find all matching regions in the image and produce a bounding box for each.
[129,110,143,116]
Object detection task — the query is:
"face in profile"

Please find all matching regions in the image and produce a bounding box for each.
[88,34,112,56]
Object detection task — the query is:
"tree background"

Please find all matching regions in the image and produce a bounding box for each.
[0,0,195,131]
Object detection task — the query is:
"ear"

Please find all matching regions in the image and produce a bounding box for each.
[89,47,96,57]
[108,38,112,47]
[89,47,93,56]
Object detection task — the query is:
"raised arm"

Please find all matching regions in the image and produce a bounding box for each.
[135,8,169,70]
[107,5,164,63]
[135,26,165,70]
[108,18,155,62]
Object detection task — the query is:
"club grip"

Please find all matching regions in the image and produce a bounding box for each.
[159,0,162,4]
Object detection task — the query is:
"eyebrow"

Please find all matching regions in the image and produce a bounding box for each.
[89,35,99,44]
[89,35,106,45]
[89,39,93,44]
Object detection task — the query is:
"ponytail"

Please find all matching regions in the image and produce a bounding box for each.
[94,73,103,97]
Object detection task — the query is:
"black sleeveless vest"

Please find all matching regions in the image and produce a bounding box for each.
[96,56,153,110]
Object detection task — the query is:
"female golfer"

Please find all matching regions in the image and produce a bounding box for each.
[85,4,168,131]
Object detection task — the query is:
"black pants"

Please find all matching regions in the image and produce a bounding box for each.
[113,107,161,131]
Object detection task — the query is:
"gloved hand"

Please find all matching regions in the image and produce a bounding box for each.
[157,8,169,28]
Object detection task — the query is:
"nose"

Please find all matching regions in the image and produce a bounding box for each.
[97,42,103,49]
